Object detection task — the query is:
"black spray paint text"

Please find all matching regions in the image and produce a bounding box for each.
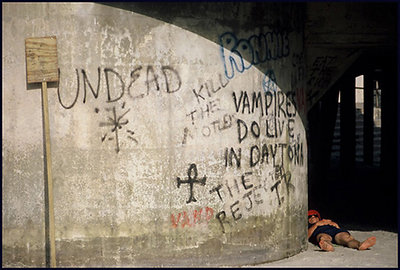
[224,141,304,168]
[237,117,296,143]
[233,90,297,118]
[210,166,293,233]
[57,66,181,109]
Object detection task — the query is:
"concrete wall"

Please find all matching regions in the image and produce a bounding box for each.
[2,3,307,267]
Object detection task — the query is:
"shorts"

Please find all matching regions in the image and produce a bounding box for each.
[309,225,349,245]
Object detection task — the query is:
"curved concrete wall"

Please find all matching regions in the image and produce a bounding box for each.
[2,3,308,267]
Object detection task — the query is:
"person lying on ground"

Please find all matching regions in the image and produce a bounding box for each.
[307,209,376,252]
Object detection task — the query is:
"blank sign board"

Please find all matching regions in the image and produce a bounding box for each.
[25,36,59,83]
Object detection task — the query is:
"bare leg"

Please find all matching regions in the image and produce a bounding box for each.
[317,233,334,251]
[335,232,360,249]
[335,232,376,250]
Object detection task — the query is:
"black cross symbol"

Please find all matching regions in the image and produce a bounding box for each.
[177,164,206,204]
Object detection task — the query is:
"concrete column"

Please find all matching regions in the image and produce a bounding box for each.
[2,2,308,267]
[363,70,374,166]
[340,75,355,179]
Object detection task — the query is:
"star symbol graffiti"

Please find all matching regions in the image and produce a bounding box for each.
[98,103,137,153]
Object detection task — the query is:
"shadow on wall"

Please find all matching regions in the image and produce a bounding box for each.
[100,2,304,45]
[100,2,307,113]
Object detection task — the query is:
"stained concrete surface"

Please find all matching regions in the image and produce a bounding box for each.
[245,229,398,268]
[3,3,308,265]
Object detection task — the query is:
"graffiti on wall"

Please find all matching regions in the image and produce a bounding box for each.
[56,65,182,152]
[182,73,232,145]
[177,164,207,204]
[50,26,305,234]
[171,207,214,228]
[96,102,138,153]
[306,56,338,104]
[57,66,182,110]
[219,30,290,80]
[307,56,337,89]
[291,52,307,115]
[169,26,305,232]
[209,63,304,232]
[173,69,304,232]
[211,163,294,233]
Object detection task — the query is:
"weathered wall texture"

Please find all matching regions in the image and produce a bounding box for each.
[2,2,307,267]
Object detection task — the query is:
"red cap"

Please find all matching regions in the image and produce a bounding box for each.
[308,210,321,219]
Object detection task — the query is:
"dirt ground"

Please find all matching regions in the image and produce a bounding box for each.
[245,230,398,268]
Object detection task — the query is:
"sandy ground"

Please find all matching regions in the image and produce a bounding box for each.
[244,230,398,268]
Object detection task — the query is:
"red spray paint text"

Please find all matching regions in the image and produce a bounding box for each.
[171,207,214,228]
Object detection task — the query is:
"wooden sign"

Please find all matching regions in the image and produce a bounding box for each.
[25,36,59,83]
[25,36,58,267]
